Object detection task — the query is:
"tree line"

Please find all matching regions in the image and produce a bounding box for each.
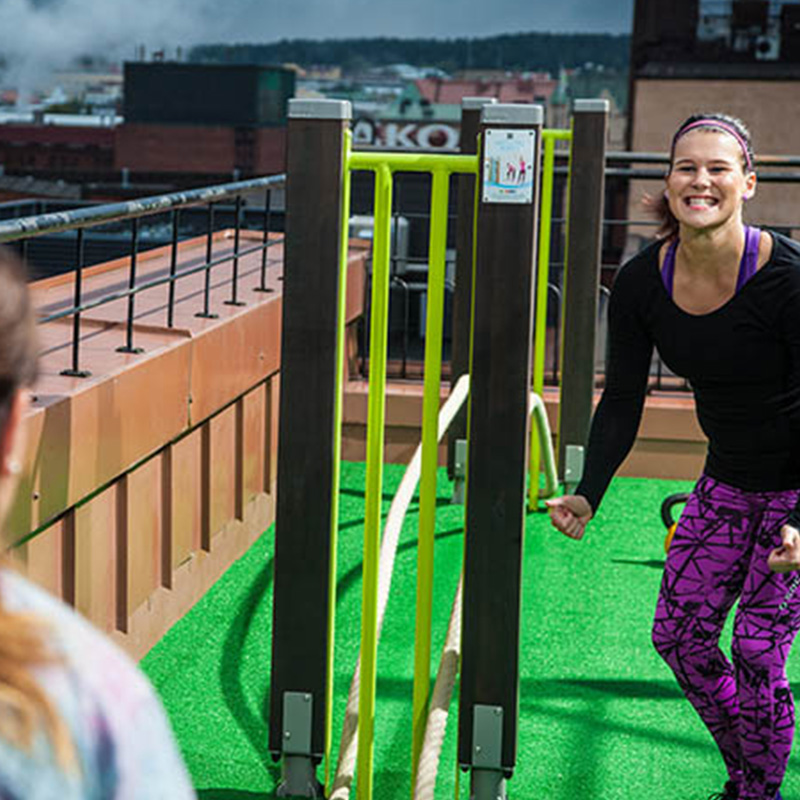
[189,32,630,75]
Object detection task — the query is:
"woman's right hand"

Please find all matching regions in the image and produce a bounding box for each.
[545,495,593,540]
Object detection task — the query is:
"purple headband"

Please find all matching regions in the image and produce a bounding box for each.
[672,119,753,171]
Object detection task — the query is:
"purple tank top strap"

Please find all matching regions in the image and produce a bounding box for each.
[661,238,679,297]
[735,225,761,293]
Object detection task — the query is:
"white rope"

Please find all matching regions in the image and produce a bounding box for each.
[330,381,554,798]
[412,574,462,800]
[530,391,557,499]
[329,375,470,800]
[410,390,554,796]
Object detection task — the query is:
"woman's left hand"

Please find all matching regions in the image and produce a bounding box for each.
[768,525,800,573]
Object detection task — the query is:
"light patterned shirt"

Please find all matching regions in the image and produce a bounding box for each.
[0,568,195,799]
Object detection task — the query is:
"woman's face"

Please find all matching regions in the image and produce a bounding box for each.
[665,128,756,234]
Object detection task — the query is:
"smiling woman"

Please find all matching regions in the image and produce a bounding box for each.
[546,113,800,800]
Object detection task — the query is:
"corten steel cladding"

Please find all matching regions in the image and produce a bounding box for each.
[458,104,544,773]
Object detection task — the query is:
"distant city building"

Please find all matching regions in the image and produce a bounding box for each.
[352,73,561,150]
[415,74,557,107]
[0,62,293,199]
[629,0,800,236]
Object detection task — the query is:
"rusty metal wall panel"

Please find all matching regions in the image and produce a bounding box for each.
[243,383,266,507]
[127,456,163,615]
[74,483,121,634]
[10,511,73,603]
[209,405,237,539]
[170,429,203,571]
[189,303,281,425]
[30,512,73,602]
[265,375,279,494]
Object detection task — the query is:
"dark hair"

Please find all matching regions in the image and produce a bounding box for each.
[646,113,755,240]
[0,249,38,440]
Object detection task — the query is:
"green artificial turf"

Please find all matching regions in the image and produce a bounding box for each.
[142,464,800,799]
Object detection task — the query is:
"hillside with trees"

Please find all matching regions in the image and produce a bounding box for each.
[190,32,630,75]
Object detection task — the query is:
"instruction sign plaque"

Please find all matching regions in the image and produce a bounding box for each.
[482,129,536,204]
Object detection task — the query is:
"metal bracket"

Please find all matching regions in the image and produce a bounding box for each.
[470,705,507,800]
[564,444,585,495]
[282,692,312,755]
[452,438,468,505]
[275,692,323,798]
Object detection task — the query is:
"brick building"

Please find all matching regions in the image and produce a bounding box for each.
[628,0,800,236]
[0,63,294,199]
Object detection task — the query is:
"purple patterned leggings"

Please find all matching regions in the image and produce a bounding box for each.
[652,475,800,800]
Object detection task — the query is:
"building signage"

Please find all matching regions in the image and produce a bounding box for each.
[352,117,460,150]
[482,128,536,204]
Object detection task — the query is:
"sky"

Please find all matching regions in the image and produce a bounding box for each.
[0,0,634,96]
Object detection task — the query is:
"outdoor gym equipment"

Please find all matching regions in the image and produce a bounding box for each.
[269,96,609,800]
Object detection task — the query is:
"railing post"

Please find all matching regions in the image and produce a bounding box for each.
[269,98,351,799]
[195,202,219,319]
[458,103,543,800]
[224,195,246,307]
[116,217,144,355]
[167,209,180,328]
[60,228,91,378]
[556,99,609,490]
[254,187,273,293]
[448,96,496,485]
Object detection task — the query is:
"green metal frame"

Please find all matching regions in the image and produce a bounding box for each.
[346,144,478,800]
[332,128,572,798]
[528,128,572,510]
[326,131,354,793]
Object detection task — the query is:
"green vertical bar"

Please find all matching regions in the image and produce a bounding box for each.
[528,130,571,510]
[411,167,450,785]
[356,162,393,800]
[555,120,575,477]
[325,130,352,794]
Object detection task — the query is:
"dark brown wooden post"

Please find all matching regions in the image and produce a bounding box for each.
[268,98,350,797]
[557,99,609,490]
[449,97,496,485]
[458,104,543,800]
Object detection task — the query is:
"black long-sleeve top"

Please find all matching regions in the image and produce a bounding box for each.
[575,231,800,528]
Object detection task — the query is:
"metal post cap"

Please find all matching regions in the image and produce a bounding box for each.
[288,99,352,120]
[462,97,498,110]
[573,98,610,113]
[481,104,544,126]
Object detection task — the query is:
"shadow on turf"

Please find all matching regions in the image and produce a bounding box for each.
[611,557,666,570]
[219,555,280,787]
[336,526,464,598]
[337,495,456,532]
[197,791,272,799]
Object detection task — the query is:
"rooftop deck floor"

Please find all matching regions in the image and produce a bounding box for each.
[141,462,800,799]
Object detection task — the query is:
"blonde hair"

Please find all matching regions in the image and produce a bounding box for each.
[0,249,76,770]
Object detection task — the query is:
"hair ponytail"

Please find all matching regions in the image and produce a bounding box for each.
[643,191,679,241]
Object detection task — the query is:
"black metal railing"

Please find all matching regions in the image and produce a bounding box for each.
[8,149,800,391]
[351,150,800,389]
[0,175,286,378]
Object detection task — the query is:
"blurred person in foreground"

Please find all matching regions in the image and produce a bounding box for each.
[547,114,800,800]
[0,249,195,798]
